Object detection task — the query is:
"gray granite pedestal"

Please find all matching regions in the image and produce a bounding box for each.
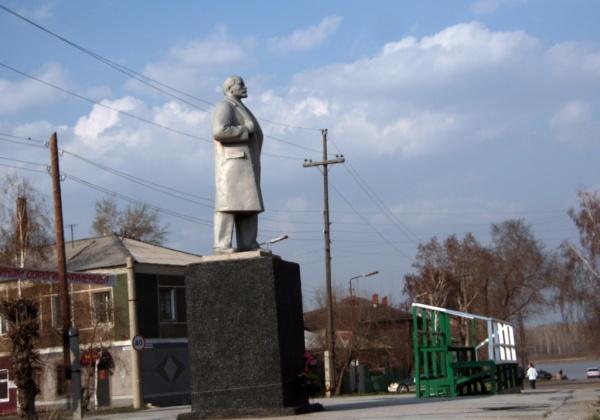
[178,251,322,419]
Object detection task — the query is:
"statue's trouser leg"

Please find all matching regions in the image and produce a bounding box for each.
[214,212,235,252]
[235,213,259,251]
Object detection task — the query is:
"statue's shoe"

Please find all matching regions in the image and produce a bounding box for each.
[213,247,235,255]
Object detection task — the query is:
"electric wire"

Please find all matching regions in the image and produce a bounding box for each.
[0,156,47,167]
[0,61,214,144]
[327,178,412,259]
[328,136,421,244]
[62,172,213,227]
[62,149,215,206]
[0,136,47,149]
[0,61,324,156]
[0,132,45,143]
[0,162,48,174]
[0,4,324,141]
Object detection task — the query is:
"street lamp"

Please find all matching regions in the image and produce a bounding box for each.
[259,235,289,250]
[347,270,379,393]
[348,270,379,300]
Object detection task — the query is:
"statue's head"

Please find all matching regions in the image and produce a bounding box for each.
[223,76,248,100]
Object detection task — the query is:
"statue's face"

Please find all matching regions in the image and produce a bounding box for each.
[229,78,248,99]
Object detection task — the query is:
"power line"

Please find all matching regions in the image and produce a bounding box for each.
[0,156,47,168]
[62,172,213,227]
[62,149,215,207]
[0,132,45,144]
[327,177,412,260]
[0,162,48,174]
[345,159,420,243]
[0,4,323,135]
[0,61,323,156]
[0,136,47,149]
[328,136,421,244]
[0,61,214,144]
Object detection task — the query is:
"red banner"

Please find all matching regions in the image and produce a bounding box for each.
[0,266,116,286]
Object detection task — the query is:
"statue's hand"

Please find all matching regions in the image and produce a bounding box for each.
[245,119,255,134]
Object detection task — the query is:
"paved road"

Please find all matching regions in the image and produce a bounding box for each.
[87,380,600,419]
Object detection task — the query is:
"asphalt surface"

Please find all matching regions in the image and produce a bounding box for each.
[84,379,600,419]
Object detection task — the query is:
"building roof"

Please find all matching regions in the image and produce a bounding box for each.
[41,234,204,271]
[304,296,412,332]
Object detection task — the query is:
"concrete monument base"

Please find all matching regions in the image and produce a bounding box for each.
[178,251,322,419]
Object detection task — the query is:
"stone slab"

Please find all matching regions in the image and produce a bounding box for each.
[181,254,316,418]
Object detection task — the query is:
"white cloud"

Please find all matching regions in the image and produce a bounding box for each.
[268,16,341,54]
[546,42,600,80]
[17,2,55,21]
[74,96,144,141]
[551,101,600,144]
[0,63,67,113]
[13,120,67,141]
[126,28,253,95]
[255,22,600,158]
[86,85,113,101]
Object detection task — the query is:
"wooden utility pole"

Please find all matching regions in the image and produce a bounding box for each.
[49,132,71,377]
[303,128,344,397]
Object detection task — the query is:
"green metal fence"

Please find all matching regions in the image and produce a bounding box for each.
[412,303,519,398]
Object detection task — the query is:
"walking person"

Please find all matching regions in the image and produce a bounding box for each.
[526,363,538,389]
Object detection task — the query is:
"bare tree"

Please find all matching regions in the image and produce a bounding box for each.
[404,237,453,308]
[557,190,600,355]
[563,190,600,280]
[92,196,168,244]
[0,299,40,419]
[92,197,119,237]
[487,219,550,322]
[0,175,53,267]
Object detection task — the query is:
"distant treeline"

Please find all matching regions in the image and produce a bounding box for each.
[526,321,597,359]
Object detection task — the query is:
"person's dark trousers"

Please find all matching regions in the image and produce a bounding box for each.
[530,379,536,389]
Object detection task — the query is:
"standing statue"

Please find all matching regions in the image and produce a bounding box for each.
[212,76,264,254]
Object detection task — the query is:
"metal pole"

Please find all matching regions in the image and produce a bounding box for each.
[49,132,72,382]
[126,257,142,408]
[347,271,378,393]
[69,327,82,419]
[16,197,27,297]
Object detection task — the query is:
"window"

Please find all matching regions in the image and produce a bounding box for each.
[0,316,8,335]
[0,370,8,401]
[159,288,176,321]
[92,291,113,324]
[159,287,186,322]
[51,295,62,328]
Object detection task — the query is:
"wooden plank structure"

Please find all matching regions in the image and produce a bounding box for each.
[412,303,519,398]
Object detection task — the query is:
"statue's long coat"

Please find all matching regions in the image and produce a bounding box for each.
[212,96,264,212]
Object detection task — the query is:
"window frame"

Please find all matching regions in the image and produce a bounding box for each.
[159,287,177,322]
[50,294,62,329]
[0,316,8,336]
[92,290,113,325]
[0,369,9,402]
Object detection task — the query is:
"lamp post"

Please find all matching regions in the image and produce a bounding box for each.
[347,270,379,393]
[348,270,379,301]
[259,235,289,250]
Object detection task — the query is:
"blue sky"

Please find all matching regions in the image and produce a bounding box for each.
[1,0,599,312]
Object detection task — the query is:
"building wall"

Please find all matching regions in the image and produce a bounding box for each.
[0,355,17,415]
[0,268,193,410]
[140,340,190,406]
[136,273,187,339]
[36,342,134,410]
